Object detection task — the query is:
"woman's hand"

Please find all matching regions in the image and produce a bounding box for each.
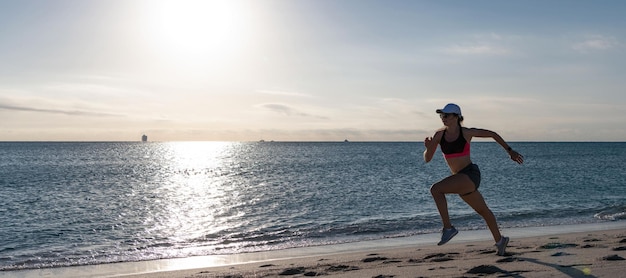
[509,150,524,164]
[424,136,433,148]
[423,136,437,163]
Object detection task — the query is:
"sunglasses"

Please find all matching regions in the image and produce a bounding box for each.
[439,113,456,119]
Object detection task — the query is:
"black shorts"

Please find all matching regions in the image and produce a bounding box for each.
[458,163,481,195]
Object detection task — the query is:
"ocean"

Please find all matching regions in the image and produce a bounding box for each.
[1,141,625,272]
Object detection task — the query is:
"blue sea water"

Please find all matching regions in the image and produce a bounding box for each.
[0,141,625,271]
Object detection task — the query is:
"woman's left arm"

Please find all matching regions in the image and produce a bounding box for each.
[466,128,524,164]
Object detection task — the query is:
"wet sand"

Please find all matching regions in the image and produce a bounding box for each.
[120,226,626,278]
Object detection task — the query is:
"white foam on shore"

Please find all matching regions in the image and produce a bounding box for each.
[3,221,625,278]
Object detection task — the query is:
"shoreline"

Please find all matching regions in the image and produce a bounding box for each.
[2,221,625,278]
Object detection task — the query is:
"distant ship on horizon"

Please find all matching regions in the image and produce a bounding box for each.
[141,134,148,142]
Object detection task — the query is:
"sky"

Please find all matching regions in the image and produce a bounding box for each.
[1,0,625,142]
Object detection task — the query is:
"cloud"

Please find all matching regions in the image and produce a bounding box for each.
[256,90,312,97]
[441,32,519,56]
[572,35,619,52]
[443,44,510,56]
[248,128,423,141]
[363,97,429,119]
[257,103,328,119]
[0,103,123,117]
[42,81,153,101]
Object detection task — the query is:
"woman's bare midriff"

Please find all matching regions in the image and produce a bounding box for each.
[445,155,472,174]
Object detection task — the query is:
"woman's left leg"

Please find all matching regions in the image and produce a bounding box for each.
[460,191,502,243]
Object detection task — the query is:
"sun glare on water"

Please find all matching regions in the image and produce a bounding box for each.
[159,142,236,243]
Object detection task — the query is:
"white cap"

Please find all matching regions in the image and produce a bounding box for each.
[436,103,462,116]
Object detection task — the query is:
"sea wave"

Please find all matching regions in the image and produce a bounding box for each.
[594,205,626,221]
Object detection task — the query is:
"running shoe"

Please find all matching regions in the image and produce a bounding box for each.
[437,226,458,246]
[496,236,509,256]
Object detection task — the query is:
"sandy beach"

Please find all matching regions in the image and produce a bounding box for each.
[116,226,626,278]
[3,224,625,278]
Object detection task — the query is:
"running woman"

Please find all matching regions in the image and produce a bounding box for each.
[423,103,524,255]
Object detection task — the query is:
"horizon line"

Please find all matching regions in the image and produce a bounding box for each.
[1,140,625,143]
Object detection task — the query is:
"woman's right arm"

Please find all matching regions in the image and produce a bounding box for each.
[423,131,441,163]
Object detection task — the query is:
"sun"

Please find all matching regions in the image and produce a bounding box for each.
[141,0,252,68]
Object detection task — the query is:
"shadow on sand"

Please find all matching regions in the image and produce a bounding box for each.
[518,257,596,278]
